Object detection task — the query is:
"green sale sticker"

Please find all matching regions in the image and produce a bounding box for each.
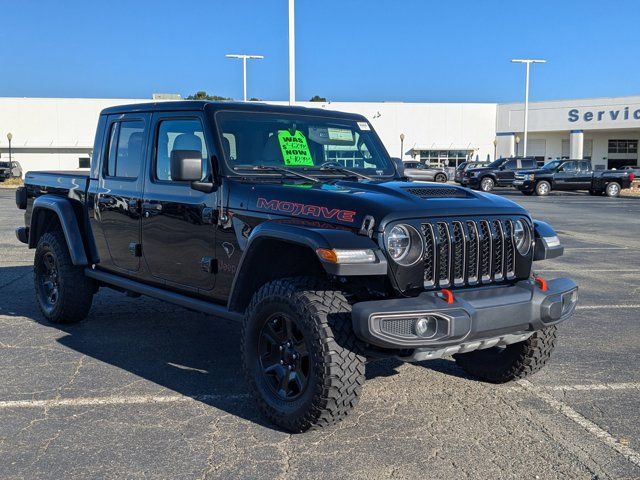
[278,130,314,166]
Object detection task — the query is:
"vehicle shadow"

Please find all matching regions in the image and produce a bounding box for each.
[1,267,470,431]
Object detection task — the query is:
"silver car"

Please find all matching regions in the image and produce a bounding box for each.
[402,161,448,182]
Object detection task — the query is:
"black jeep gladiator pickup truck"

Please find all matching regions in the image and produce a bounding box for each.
[513,159,634,197]
[15,101,578,432]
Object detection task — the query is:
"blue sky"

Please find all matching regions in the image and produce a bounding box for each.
[2,0,639,103]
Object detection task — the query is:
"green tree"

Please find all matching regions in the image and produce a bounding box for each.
[309,95,328,102]
[186,91,232,101]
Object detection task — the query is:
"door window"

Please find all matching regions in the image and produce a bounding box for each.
[155,119,209,181]
[105,121,145,179]
[578,161,591,172]
[503,159,517,169]
[562,161,578,172]
[521,159,535,169]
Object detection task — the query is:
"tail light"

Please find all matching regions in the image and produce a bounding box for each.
[630,173,635,182]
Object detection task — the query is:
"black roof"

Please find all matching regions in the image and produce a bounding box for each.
[100,101,367,121]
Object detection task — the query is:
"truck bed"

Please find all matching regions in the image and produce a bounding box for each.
[24,170,90,196]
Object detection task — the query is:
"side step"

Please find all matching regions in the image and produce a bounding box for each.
[84,268,242,322]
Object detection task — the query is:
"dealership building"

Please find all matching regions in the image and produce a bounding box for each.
[0,95,639,174]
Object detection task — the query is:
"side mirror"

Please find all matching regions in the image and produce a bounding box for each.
[170,150,203,182]
[391,157,405,178]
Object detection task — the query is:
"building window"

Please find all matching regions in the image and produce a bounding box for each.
[78,157,90,168]
[608,139,638,154]
[416,149,474,168]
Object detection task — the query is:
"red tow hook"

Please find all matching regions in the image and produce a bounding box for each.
[534,276,548,292]
[440,288,455,304]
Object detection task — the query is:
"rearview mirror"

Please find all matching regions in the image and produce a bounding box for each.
[170,150,202,182]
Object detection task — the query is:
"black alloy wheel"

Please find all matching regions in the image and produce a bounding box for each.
[258,313,310,400]
[36,251,60,315]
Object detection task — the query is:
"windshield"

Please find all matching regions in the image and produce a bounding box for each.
[215,111,395,178]
[542,160,563,170]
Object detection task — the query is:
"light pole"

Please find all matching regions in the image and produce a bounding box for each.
[515,135,521,157]
[288,0,295,104]
[225,54,264,102]
[511,58,546,157]
[399,133,405,160]
[7,133,12,163]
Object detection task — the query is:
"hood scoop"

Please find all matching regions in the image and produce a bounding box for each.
[403,186,470,199]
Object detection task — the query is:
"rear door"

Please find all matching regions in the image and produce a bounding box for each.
[575,161,593,189]
[94,113,150,272]
[140,111,218,292]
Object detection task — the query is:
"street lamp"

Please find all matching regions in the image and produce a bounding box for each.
[399,133,405,160]
[225,54,264,102]
[515,135,521,156]
[511,58,546,157]
[7,133,12,163]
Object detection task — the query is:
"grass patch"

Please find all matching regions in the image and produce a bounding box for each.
[0,177,24,187]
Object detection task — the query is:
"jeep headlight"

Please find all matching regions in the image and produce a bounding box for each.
[386,224,423,266]
[513,219,532,255]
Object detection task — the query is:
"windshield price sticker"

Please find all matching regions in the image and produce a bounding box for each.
[327,128,354,142]
[357,122,371,131]
[278,130,314,166]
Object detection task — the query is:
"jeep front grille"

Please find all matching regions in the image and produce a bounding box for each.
[421,218,519,288]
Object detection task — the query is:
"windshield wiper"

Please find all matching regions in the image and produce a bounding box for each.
[233,165,321,183]
[317,163,373,180]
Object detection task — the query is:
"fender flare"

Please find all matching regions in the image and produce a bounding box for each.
[227,221,387,311]
[29,195,88,265]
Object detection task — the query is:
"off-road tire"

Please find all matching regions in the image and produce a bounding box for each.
[605,182,621,198]
[434,173,447,183]
[34,229,94,324]
[453,326,558,383]
[535,180,551,196]
[241,277,366,432]
[480,177,495,192]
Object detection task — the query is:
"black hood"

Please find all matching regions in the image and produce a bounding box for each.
[230,179,529,231]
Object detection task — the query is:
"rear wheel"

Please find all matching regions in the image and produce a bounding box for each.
[454,326,558,383]
[480,177,495,192]
[434,173,447,183]
[535,181,551,196]
[241,277,365,432]
[605,182,621,197]
[34,229,94,324]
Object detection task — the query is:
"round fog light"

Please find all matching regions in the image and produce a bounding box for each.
[415,316,437,338]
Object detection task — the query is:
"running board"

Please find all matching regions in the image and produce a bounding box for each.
[84,268,242,322]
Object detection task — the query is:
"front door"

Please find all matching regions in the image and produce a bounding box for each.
[94,113,150,273]
[555,161,579,189]
[140,112,218,292]
[497,159,517,186]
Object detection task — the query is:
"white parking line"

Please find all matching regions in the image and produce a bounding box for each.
[546,383,640,392]
[0,393,250,410]
[576,304,640,310]
[518,380,640,468]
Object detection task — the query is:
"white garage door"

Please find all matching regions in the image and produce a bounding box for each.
[526,139,546,157]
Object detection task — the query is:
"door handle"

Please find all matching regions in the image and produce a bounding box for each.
[141,202,162,211]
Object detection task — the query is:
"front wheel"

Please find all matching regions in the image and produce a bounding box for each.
[241,277,365,432]
[434,173,447,183]
[480,177,495,192]
[535,181,551,196]
[34,229,94,323]
[454,326,557,383]
[606,182,621,197]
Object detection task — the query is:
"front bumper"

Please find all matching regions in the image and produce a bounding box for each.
[352,278,578,357]
[461,176,479,187]
[513,179,534,191]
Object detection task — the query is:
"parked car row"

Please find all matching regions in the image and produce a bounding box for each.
[457,158,635,198]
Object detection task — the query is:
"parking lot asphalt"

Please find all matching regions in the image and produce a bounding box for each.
[1,187,639,479]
